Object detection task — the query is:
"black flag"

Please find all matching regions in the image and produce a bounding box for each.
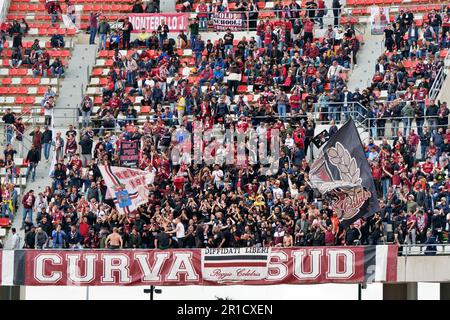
[312,129,330,149]
[309,118,379,228]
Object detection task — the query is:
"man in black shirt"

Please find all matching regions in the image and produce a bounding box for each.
[155,227,171,249]
[65,124,77,138]
[25,144,40,182]
[79,132,93,166]
[305,0,317,20]
[24,225,36,249]
[2,108,15,145]
[39,216,53,238]
[384,24,394,52]
[42,126,52,162]
[121,17,133,50]
[223,29,234,57]
[157,21,169,50]
[345,224,360,245]
[332,0,341,27]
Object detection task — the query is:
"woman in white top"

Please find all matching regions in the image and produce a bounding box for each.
[181,61,191,80]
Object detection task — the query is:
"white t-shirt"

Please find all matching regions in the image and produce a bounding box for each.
[212,169,224,183]
[175,222,185,238]
[182,66,191,79]
[273,187,283,200]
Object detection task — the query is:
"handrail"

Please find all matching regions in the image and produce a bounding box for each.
[0,0,11,23]
[0,244,447,253]
[5,9,366,36]
[429,49,450,101]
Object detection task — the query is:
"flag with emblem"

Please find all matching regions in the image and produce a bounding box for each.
[309,118,379,228]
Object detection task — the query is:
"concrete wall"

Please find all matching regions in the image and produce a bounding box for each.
[397,256,450,283]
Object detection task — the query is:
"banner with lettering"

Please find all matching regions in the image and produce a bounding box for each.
[119,140,140,167]
[0,246,398,286]
[212,12,243,31]
[202,248,271,281]
[99,165,155,215]
[129,13,188,33]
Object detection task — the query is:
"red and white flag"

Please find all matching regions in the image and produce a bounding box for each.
[99,165,154,215]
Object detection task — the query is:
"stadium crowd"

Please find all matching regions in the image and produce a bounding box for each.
[1,1,449,253]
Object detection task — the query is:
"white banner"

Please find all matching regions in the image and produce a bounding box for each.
[62,14,77,30]
[201,247,271,282]
[99,165,154,215]
[370,6,389,35]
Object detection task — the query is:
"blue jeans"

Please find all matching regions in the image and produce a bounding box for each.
[428,119,437,133]
[126,70,135,85]
[22,207,33,225]
[159,35,167,49]
[256,35,262,48]
[408,38,417,47]
[89,26,97,44]
[329,106,339,122]
[26,162,36,181]
[433,26,440,42]
[99,33,107,50]
[371,124,377,138]
[224,44,233,57]
[265,43,273,57]
[51,12,58,26]
[195,51,202,65]
[277,104,287,120]
[416,119,424,137]
[5,126,13,145]
[391,120,399,137]
[2,203,13,223]
[381,178,390,199]
[82,110,91,128]
[199,18,207,31]
[33,69,46,77]
[342,105,349,121]
[421,144,428,160]
[44,142,51,161]
[53,179,64,190]
[50,66,63,78]
[190,35,197,49]
[402,118,411,136]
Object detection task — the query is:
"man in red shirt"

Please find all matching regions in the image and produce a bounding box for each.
[372,162,382,196]
[444,128,450,142]
[289,90,301,113]
[303,18,314,44]
[79,216,90,240]
[422,157,434,175]
[408,129,419,156]
[317,0,326,28]
[68,153,83,176]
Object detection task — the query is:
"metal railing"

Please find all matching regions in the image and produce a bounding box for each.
[0,0,10,23]
[399,243,450,256]
[5,9,365,35]
[429,49,450,101]
[0,244,447,255]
